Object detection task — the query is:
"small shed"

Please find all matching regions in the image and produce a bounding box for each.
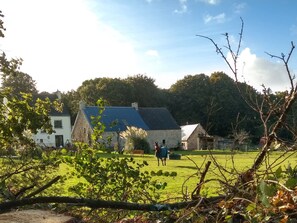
[181,123,213,150]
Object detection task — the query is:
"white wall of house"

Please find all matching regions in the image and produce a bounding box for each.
[98,129,181,152]
[146,130,181,150]
[33,115,72,148]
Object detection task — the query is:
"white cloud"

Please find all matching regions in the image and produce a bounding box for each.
[228,48,292,92]
[234,3,246,14]
[174,0,188,14]
[200,0,220,5]
[146,50,159,57]
[203,13,226,24]
[1,0,139,92]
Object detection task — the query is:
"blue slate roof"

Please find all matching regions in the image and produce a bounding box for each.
[138,108,180,130]
[83,106,149,132]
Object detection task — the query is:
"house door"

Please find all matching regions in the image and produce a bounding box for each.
[55,135,64,148]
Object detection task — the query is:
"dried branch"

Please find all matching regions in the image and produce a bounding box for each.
[191,161,211,199]
[0,195,225,214]
[24,176,61,198]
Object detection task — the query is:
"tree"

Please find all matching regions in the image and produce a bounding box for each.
[62,90,81,124]
[209,71,259,138]
[169,74,212,126]
[195,18,297,221]
[0,11,58,150]
[0,10,66,215]
[125,74,166,107]
[1,71,38,96]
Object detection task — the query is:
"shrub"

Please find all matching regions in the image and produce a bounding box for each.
[132,137,150,154]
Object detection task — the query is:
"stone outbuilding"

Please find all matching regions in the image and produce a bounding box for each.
[71,102,181,150]
[181,123,213,150]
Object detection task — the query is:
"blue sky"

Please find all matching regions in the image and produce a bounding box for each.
[1,0,297,93]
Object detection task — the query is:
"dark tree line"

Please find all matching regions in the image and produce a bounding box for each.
[5,68,296,144]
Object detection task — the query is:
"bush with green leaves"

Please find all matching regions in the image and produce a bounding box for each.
[65,145,168,221]
[132,137,151,154]
[0,152,63,203]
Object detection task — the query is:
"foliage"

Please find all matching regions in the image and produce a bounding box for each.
[188,17,297,222]
[76,75,165,108]
[169,74,212,127]
[90,98,106,146]
[0,92,56,150]
[169,153,181,160]
[66,146,167,222]
[61,90,81,124]
[131,137,151,154]
[0,71,38,97]
[0,10,66,209]
[0,152,63,203]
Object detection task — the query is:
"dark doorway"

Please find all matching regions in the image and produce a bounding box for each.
[55,135,64,148]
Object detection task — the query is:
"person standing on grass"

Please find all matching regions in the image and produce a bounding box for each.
[160,140,169,166]
[154,142,161,166]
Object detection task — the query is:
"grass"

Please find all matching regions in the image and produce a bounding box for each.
[59,150,297,201]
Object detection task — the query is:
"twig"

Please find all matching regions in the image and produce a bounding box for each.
[191,161,211,199]
[24,176,61,198]
[265,180,293,193]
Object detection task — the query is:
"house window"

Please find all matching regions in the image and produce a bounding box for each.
[54,120,63,128]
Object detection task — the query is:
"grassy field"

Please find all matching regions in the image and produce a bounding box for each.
[59,149,297,201]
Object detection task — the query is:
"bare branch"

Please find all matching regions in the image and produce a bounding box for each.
[191,161,211,199]
[0,196,225,213]
[24,176,61,198]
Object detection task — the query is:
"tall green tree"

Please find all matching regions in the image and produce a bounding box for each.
[1,71,38,96]
[62,90,81,124]
[168,74,212,127]
[77,77,133,106]
[0,10,60,150]
[125,74,166,107]
[209,72,242,136]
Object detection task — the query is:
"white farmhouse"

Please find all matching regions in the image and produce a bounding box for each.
[33,92,72,148]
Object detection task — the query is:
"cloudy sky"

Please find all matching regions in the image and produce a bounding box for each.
[1,0,297,93]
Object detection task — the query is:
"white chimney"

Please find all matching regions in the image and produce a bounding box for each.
[55,90,62,100]
[79,101,86,110]
[131,102,138,110]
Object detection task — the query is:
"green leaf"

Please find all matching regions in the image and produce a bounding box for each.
[275,166,282,178]
[285,178,297,189]
[246,203,256,212]
[259,180,276,197]
[260,194,270,207]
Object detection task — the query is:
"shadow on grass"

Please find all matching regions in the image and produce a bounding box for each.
[174,150,251,156]
[176,166,198,170]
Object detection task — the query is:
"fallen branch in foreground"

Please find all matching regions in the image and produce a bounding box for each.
[0,195,225,213]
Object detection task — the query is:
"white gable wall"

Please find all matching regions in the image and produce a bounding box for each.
[95,129,181,152]
[146,130,181,150]
[181,124,208,150]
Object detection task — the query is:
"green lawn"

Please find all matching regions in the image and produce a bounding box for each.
[59,150,297,201]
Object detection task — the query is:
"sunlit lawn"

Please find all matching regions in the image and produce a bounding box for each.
[60,150,297,201]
